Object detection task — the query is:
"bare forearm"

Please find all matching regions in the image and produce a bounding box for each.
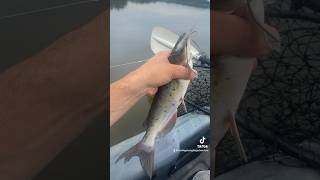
[0,12,107,179]
[110,71,146,126]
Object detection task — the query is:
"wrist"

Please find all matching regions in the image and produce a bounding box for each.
[117,70,149,97]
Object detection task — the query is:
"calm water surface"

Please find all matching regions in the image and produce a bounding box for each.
[110,0,209,145]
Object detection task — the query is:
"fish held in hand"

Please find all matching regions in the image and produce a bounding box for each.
[116,31,195,179]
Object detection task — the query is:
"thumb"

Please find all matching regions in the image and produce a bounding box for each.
[170,64,197,80]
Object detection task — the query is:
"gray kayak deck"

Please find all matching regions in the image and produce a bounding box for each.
[110,112,210,180]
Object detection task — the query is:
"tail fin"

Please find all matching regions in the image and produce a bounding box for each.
[115,142,155,179]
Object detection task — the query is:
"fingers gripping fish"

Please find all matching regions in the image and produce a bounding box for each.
[116,31,196,179]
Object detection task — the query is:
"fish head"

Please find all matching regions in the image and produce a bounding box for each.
[168,31,193,67]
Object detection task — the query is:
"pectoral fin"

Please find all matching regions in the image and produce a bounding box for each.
[181,99,188,113]
[228,112,248,162]
[263,24,281,52]
[187,66,198,79]
[191,68,198,78]
[185,53,197,79]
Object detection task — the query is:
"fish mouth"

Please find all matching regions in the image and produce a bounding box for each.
[168,32,193,66]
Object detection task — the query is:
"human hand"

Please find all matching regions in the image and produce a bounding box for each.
[130,51,197,96]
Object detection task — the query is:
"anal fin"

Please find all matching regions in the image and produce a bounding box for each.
[228,112,248,162]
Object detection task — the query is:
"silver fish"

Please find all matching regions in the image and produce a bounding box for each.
[116,31,195,179]
[212,0,280,176]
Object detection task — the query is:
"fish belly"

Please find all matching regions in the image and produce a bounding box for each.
[213,56,255,146]
[144,79,190,145]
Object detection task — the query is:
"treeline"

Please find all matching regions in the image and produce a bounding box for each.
[110,0,209,10]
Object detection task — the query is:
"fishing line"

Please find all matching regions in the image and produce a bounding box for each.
[110,59,147,69]
[0,0,100,21]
